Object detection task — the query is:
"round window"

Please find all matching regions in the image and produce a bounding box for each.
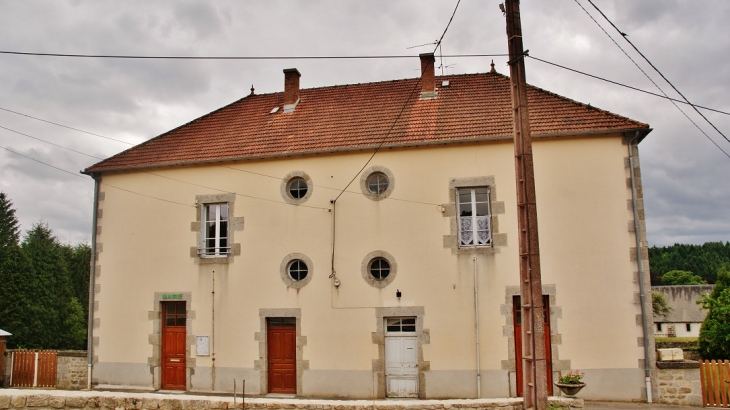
[369,257,391,280]
[288,177,308,199]
[367,172,389,195]
[288,260,308,281]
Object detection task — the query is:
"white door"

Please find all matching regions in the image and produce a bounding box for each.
[385,318,418,398]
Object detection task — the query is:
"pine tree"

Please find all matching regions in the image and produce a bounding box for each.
[21,222,73,349]
[0,192,21,262]
[0,244,33,348]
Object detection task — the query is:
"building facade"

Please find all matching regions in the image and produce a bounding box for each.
[84,54,655,401]
[653,285,713,338]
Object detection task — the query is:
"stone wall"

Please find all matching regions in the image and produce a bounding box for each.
[0,390,583,410]
[56,351,87,390]
[656,361,702,407]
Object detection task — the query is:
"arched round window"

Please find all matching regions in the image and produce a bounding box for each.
[360,166,394,201]
[288,259,308,281]
[280,253,313,289]
[367,172,389,195]
[361,251,397,288]
[288,177,308,199]
[369,257,391,280]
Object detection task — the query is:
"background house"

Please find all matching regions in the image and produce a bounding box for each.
[652,285,713,337]
[83,54,654,401]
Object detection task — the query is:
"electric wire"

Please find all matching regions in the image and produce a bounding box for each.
[0,125,104,159]
[0,50,507,60]
[1,144,192,208]
[585,0,730,146]
[572,0,730,159]
[2,124,330,211]
[0,106,135,145]
[527,56,730,117]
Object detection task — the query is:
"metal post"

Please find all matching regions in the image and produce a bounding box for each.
[503,1,547,409]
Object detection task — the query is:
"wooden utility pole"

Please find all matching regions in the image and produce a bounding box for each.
[504,1,548,409]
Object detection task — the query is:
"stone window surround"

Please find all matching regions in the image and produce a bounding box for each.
[372,306,430,399]
[500,284,569,397]
[190,193,244,265]
[442,176,507,255]
[280,171,314,205]
[147,292,196,391]
[254,308,309,395]
[361,250,398,288]
[360,165,395,201]
[279,253,314,289]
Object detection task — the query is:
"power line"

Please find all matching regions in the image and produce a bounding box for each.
[0,106,135,145]
[572,0,730,160]
[0,125,104,159]
[0,50,507,60]
[434,0,462,51]
[583,0,730,146]
[527,56,730,117]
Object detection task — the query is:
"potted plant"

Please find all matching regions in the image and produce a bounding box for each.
[555,370,586,397]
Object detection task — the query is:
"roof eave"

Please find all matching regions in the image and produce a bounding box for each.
[84,127,651,174]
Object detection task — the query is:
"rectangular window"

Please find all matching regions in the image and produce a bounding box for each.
[386,317,416,333]
[200,203,229,256]
[657,323,662,332]
[686,323,691,332]
[457,187,491,247]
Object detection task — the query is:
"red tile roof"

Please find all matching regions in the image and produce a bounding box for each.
[85,72,649,173]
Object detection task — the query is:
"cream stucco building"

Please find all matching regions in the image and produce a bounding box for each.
[83,54,655,401]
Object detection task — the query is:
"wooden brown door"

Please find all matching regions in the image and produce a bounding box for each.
[513,295,553,397]
[267,317,296,394]
[162,301,186,390]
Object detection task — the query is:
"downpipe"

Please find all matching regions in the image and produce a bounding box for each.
[628,131,652,403]
[473,257,482,398]
[86,175,100,390]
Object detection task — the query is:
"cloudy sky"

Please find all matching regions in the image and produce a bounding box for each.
[0,0,728,247]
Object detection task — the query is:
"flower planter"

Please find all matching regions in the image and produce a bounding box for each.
[555,382,586,397]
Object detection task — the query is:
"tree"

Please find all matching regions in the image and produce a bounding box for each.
[698,267,730,359]
[60,243,91,318]
[0,244,34,348]
[21,221,73,349]
[661,270,707,285]
[0,192,21,262]
[652,291,672,319]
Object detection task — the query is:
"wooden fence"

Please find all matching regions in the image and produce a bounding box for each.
[701,359,730,408]
[9,350,57,388]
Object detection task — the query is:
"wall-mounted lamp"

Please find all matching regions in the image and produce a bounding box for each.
[333,278,341,287]
[396,289,402,298]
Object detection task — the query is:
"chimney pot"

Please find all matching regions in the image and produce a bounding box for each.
[283,68,301,111]
[419,53,436,100]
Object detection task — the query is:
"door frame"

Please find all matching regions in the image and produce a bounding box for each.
[149,292,194,391]
[372,307,429,399]
[256,308,308,396]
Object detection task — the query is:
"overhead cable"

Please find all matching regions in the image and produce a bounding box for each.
[0,50,506,60]
[585,0,729,145]
[573,0,730,159]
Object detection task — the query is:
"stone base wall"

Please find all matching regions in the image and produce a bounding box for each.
[0,391,583,410]
[656,361,702,407]
[56,351,88,390]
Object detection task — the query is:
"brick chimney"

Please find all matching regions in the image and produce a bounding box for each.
[419,53,436,100]
[283,68,301,112]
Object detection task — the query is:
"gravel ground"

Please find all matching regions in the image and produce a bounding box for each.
[584,401,698,410]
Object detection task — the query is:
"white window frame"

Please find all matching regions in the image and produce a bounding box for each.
[199,202,230,257]
[385,317,417,336]
[456,187,492,247]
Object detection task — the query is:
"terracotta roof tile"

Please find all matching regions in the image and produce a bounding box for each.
[85,72,649,173]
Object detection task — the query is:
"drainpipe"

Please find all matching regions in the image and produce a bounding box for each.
[473,257,482,398]
[86,174,101,390]
[628,131,652,403]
